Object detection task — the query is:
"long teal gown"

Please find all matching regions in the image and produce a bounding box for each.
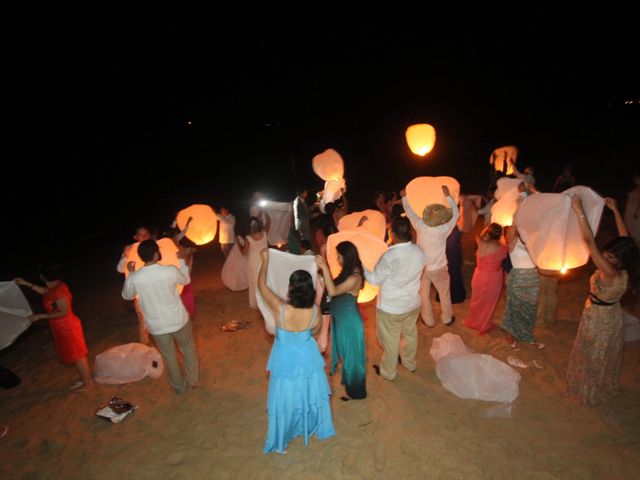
[264,305,335,454]
[330,294,367,399]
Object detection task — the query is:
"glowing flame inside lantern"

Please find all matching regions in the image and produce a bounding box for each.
[560,266,568,274]
[406,124,436,156]
[490,145,518,175]
[177,204,217,245]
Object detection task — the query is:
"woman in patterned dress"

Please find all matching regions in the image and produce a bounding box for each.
[566,197,640,406]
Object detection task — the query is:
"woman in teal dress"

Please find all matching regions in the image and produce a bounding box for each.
[258,248,335,454]
[316,241,367,400]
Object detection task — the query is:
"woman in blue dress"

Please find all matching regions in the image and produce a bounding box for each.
[316,241,367,400]
[258,248,335,454]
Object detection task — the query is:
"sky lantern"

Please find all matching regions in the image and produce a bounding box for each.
[125,238,185,293]
[338,209,387,240]
[326,230,388,303]
[490,177,522,226]
[176,204,217,245]
[490,145,518,175]
[405,176,460,218]
[514,186,605,272]
[405,124,436,156]
[312,148,344,182]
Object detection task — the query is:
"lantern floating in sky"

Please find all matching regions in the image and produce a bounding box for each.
[490,145,518,175]
[490,177,522,226]
[405,124,436,156]
[125,238,184,293]
[405,176,460,219]
[326,230,388,303]
[338,209,387,240]
[312,148,344,182]
[514,186,605,272]
[177,204,217,245]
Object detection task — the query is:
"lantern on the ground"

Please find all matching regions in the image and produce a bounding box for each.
[406,124,436,156]
[177,204,217,245]
[326,230,388,303]
[490,177,522,226]
[514,186,605,272]
[338,209,387,240]
[490,145,518,175]
[405,176,460,219]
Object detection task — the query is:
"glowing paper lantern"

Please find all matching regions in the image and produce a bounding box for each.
[514,186,605,272]
[321,178,346,205]
[176,204,217,246]
[312,148,344,181]
[490,177,522,226]
[125,238,184,293]
[406,124,436,156]
[405,176,460,219]
[490,145,518,175]
[338,209,387,240]
[326,230,388,303]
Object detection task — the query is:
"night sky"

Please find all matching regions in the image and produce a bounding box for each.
[5,13,639,263]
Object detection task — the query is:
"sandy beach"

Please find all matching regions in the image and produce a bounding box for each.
[1,224,639,480]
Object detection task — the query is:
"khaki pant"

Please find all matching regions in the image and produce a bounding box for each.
[134,298,149,344]
[376,308,420,381]
[537,273,559,326]
[420,267,452,326]
[152,320,199,393]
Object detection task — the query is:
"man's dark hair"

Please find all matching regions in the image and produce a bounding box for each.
[391,217,412,242]
[138,240,160,263]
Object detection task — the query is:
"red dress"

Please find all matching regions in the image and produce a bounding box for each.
[464,245,507,335]
[43,282,88,364]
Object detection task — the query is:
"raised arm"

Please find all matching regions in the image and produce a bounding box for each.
[604,197,628,237]
[257,248,284,316]
[14,278,46,296]
[571,195,618,278]
[315,255,360,296]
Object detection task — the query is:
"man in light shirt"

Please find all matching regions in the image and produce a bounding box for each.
[122,239,199,394]
[214,206,236,258]
[365,217,426,381]
[402,185,459,327]
[293,188,311,242]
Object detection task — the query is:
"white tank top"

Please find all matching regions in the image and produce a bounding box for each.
[509,238,535,269]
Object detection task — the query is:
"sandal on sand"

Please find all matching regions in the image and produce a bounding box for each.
[510,342,520,350]
[533,360,544,369]
[507,356,528,369]
[0,426,8,439]
[69,381,84,390]
[530,342,546,350]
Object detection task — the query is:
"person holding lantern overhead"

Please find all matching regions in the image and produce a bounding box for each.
[239,213,271,309]
[316,241,367,400]
[566,196,640,407]
[402,185,459,327]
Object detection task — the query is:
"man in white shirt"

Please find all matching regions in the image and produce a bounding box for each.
[293,189,311,241]
[402,185,459,327]
[365,217,426,381]
[122,240,199,393]
[214,206,236,258]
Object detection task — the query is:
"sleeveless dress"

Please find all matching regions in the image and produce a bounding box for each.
[247,234,269,309]
[330,294,367,399]
[566,270,628,406]
[264,305,336,454]
[221,238,249,291]
[43,282,88,364]
[464,244,507,335]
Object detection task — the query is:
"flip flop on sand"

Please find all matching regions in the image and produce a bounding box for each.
[533,360,544,369]
[530,342,546,349]
[69,381,84,390]
[0,426,8,439]
[507,356,528,369]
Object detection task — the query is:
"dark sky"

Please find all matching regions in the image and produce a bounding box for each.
[5,12,639,257]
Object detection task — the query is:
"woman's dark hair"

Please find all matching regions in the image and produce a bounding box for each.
[288,270,316,308]
[39,261,62,282]
[603,236,640,287]
[333,241,364,289]
[390,203,404,221]
[249,216,263,234]
[138,240,161,263]
[485,222,503,241]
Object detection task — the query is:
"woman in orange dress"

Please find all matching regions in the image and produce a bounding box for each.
[15,262,94,390]
[464,223,508,335]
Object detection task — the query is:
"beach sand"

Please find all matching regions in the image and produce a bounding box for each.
[1,226,640,479]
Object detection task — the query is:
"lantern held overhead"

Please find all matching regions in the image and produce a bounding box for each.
[490,145,518,175]
[177,204,217,246]
[405,176,460,220]
[338,209,387,240]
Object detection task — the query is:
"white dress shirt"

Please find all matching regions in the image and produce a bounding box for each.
[402,196,459,271]
[215,213,236,245]
[122,260,191,335]
[364,241,426,314]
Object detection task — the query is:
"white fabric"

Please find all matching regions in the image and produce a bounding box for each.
[256,249,318,335]
[364,242,426,314]
[312,148,344,181]
[322,178,346,205]
[509,238,535,269]
[431,334,520,403]
[0,281,32,351]
[338,209,387,240]
[514,186,605,271]
[458,194,482,232]
[94,343,164,384]
[623,309,640,343]
[490,177,521,226]
[402,196,459,271]
[221,239,248,291]
[262,201,293,246]
[215,213,236,245]
[122,260,190,335]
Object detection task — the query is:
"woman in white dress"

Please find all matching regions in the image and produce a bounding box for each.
[240,214,271,308]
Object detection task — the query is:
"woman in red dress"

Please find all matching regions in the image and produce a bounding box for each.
[464,223,508,335]
[15,262,94,390]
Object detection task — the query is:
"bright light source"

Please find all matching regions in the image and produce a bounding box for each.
[560,266,568,274]
[259,200,268,207]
